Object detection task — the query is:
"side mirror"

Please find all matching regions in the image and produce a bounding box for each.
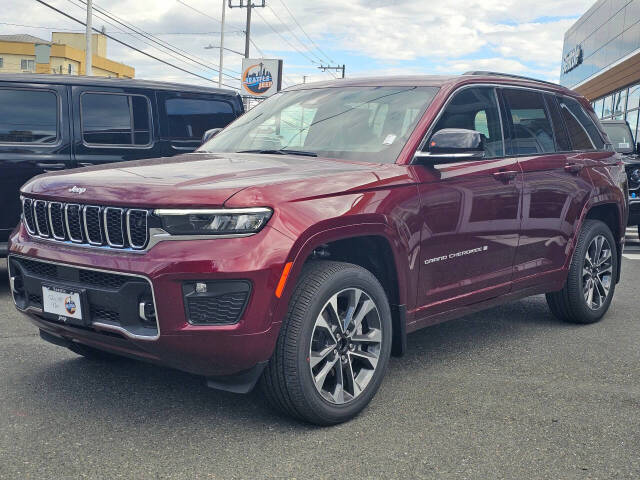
[201,128,222,145]
[415,128,485,164]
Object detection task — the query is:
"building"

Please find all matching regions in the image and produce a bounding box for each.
[0,33,134,78]
[560,0,640,140]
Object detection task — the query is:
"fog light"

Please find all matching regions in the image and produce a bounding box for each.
[195,282,208,294]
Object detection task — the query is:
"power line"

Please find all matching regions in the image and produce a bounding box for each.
[0,22,241,34]
[73,0,241,78]
[274,0,334,64]
[265,4,325,64]
[251,7,318,64]
[175,0,244,32]
[34,0,238,88]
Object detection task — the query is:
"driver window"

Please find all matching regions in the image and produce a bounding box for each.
[431,87,504,158]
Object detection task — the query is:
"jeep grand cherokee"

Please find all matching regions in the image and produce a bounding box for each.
[8,72,628,425]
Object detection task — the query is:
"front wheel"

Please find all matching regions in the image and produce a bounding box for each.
[546,219,618,324]
[260,261,392,425]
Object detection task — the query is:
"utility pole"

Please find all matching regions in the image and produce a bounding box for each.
[85,0,92,75]
[218,0,226,87]
[228,0,266,58]
[318,64,345,79]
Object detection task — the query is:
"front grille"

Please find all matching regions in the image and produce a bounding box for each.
[91,307,120,323]
[23,198,149,250]
[79,269,130,289]
[20,257,57,277]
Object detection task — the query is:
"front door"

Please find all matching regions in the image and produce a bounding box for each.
[415,86,522,319]
[0,84,73,245]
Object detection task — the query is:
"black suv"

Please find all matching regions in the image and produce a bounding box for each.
[0,74,243,255]
[600,119,640,231]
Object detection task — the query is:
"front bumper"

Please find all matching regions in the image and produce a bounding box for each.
[8,223,295,377]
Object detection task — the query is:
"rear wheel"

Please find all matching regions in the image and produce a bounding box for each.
[260,261,392,425]
[546,219,617,324]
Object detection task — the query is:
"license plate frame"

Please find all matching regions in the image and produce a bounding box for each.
[42,284,87,325]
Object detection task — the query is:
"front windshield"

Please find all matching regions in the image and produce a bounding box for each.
[602,123,635,153]
[199,86,439,163]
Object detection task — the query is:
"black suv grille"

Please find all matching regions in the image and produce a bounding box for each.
[22,198,149,250]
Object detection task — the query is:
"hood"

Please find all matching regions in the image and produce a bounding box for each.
[21,153,414,207]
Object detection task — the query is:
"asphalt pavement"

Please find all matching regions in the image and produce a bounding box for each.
[1,244,639,479]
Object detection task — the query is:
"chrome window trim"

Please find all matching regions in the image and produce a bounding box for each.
[82,205,103,245]
[126,209,149,250]
[64,204,84,243]
[8,254,160,341]
[48,202,66,240]
[33,200,50,238]
[103,207,125,248]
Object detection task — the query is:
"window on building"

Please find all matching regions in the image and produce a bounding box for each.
[602,94,613,118]
[165,97,236,140]
[0,58,3,68]
[81,93,151,146]
[592,98,604,118]
[612,89,628,117]
[0,89,58,143]
[628,84,640,111]
[20,59,35,72]
[626,109,639,143]
[502,89,555,154]
[431,87,504,158]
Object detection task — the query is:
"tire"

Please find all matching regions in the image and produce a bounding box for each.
[260,260,393,425]
[546,219,618,324]
[67,343,123,362]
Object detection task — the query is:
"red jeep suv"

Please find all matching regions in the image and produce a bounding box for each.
[8,72,628,425]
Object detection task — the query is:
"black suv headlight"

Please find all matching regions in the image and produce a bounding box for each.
[153,208,272,235]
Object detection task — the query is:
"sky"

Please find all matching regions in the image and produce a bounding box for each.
[1,0,592,90]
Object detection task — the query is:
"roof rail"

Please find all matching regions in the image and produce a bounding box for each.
[462,71,561,87]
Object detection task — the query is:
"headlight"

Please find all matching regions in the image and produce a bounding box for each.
[153,208,272,235]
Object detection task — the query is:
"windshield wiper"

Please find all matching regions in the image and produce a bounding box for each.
[235,149,318,157]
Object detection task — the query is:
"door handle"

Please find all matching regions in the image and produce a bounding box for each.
[564,163,584,174]
[36,162,66,171]
[492,170,518,183]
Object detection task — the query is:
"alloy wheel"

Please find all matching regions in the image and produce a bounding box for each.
[582,234,613,310]
[308,288,382,405]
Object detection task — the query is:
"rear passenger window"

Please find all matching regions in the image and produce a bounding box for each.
[81,93,151,146]
[0,89,58,144]
[560,97,605,150]
[544,94,571,152]
[431,87,503,158]
[165,97,235,140]
[502,89,554,154]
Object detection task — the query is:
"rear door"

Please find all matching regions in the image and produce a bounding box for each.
[505,88,594,287]
[0,83,72,245]
[157,92,240,155]
[415,86,522,318]
[71,86,163,167]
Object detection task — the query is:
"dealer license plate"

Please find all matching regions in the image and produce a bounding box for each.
[42,285,83,321]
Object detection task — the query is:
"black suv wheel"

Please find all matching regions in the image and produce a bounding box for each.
[546,219,618,324]
[260,261,392,425]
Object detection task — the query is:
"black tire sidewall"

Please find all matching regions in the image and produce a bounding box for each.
[294,265,392,424]
[567,220,618,322]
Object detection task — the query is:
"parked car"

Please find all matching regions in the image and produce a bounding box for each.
[8,72,627,425]
[600,119,640,233]
[0,74,244,256]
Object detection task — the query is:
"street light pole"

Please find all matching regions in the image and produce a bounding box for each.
[85,0,92,75]
[219,0,226,87]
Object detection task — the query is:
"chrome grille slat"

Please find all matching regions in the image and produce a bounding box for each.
[22,199,150,251]
[34,200,50,237]
[104,207,125,247]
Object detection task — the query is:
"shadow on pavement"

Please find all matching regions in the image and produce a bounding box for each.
[12,296,563,430]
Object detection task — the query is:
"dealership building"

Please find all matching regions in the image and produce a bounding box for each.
[560,0,640,140]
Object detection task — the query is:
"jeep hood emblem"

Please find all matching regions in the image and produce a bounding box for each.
[68,186,86,194]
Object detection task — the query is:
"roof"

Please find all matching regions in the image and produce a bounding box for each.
[0,34,50,44]
[285,72,574,95]
[0,73,239,96]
